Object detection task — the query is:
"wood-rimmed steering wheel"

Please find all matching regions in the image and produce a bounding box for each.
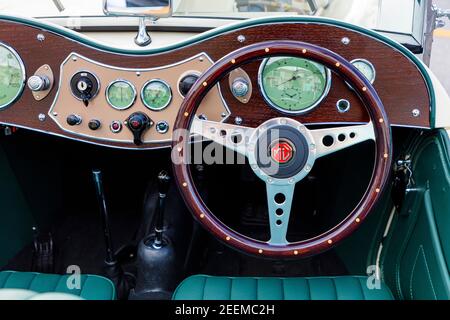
[172,40,392,259]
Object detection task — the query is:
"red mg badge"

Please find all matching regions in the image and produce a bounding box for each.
[270,141,294,164]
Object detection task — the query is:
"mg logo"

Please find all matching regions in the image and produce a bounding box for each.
[270,141,294,164]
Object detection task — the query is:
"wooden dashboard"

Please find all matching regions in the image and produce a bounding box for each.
[0,17,431,150]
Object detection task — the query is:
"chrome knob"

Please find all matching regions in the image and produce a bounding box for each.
[231,78,249,98]
[27,75,50,92]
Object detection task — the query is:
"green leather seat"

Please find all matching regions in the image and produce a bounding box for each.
[173,275,394,300]
[0,271,116,300]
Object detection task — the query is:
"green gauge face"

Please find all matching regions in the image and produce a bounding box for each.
[260,57,329,114]
[106,80,136,110]
[142,80,172,111]
[351,59,376,83]
[0,43,25,109]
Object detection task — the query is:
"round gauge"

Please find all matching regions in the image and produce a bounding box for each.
[0,42,26,110]
[141,80,172,111]
[106,80,137,110]
[351,59,376,84]
[259,57,330,114]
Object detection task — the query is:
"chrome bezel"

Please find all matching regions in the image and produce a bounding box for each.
[0,41,26,110]
[106,79,137,111]
[336,99,351,113]
[156,121,169,134]
[350,58,376,84]
[246,117,317,185]
[110,120,123,133]
[141,79,173,111]
[258,57,332,115]
[70,70,101,101]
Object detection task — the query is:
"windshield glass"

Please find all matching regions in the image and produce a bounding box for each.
[0,0,421,36]
[0,0,381,27]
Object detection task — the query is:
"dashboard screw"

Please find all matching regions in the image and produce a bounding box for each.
[341,37,350,45]
[237,35,246,43]
[412,109,421,117]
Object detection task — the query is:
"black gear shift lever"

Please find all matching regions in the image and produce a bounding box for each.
[152,170,171,249]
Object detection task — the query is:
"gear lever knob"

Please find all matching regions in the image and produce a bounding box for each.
[157,170,171,196]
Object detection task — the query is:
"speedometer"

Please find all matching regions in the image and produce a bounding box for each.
[0,42,25,110]
[259,57,330,114]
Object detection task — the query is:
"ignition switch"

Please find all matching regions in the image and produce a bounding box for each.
[70,71,100,107]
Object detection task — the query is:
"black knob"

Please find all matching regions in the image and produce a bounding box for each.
[179,74,199,97]
[67,114,82,126]
[157,171,171,195]
[126,112,153,146]
[88,119,101,131]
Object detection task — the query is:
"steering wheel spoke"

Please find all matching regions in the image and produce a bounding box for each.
[310,122,375,159]
[266,182,296,246]
[190,117,255,157]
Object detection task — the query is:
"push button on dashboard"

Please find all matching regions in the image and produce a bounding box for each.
[156,121,169,134]
[88,119,101,131]
[110,121,122,133]
[66,114,82,126]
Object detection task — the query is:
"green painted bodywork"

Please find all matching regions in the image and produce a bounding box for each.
[173,275,394,300]
[0,145,34,267]
[0,14,436,127]
[381,130,450,300]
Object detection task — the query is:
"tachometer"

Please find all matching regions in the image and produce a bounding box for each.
[0,42,26,110]
[259,57,330,114]
[141,80,172,111]
[106,80,136,110]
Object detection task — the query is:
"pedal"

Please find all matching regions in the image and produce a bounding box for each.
[32,231,54,274]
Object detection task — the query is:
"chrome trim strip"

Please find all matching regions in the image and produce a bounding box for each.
[0,41,26,110]
[257,57,332,116]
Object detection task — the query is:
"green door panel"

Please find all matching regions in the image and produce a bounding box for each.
[0,144,34,267]
[381,130,450,300]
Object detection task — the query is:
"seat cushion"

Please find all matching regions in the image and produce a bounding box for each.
[173,275,394,300]
[0,271,116,300]
[0,289,84,300]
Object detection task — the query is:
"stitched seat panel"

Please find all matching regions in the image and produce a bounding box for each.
[0,271,115,300]
[173,275,394,300]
